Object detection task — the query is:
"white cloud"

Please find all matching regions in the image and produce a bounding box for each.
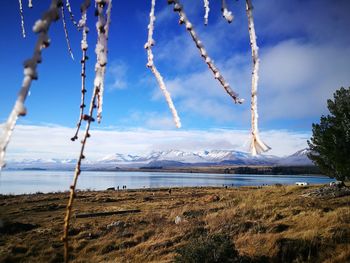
[105,61,128,90]
[3,124,310,163]
[260,40,350,120]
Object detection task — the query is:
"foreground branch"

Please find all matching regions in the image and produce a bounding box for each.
[18,0,26,37]
[65,0,79,27]
[203,0,210,25]
[221,0,233,23]
[63,83,97,263]
[168,0,243,104]
[145,0,181,128]
[63,1,112,262]
[0,0,63,169]
[246,0,270,155]
[71,4,90,141]
[96,0,112,123]
[61,6,75,60]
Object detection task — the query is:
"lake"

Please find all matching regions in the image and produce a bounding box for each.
[0,170,334,195]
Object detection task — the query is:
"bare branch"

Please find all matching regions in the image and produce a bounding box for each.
[61,6,75,60]
[18,0,26,37]
[63,82,97,263]
[62,1,113,262]
[65,0,79,27]
[168,0,244,104]
[145,0,181,128]
[71,5,90,141]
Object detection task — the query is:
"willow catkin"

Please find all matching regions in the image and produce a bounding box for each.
[246,0,270,155]
[0,0,63,169]
[168,0,243,104]
[145,0,181,128]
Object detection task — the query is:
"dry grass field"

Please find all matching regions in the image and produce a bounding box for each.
[0,184,349,262]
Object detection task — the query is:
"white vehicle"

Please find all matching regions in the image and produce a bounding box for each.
[295,182,309,186]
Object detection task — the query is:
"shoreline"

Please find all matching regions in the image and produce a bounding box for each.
[3,165,322,175]
[1,179,333,197]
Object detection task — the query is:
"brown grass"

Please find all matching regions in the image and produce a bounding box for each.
[0,185,349,262]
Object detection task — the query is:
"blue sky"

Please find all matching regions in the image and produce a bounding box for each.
[0,0,350,160]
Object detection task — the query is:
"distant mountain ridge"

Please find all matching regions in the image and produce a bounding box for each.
[5,149,313,170]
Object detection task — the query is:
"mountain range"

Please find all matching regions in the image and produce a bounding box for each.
[4,149,313,170]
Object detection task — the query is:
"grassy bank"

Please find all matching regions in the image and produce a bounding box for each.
[0,185,349,262]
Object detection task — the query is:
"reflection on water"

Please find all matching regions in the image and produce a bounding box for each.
[0,170,334,195]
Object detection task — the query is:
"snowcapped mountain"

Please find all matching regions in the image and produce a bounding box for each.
[277,148,313,166]
[149,150,205,163]
[98,153,148,163]
[4,149,313,170]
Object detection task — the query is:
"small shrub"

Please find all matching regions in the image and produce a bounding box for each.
[275,237,322,263]
[174,233,240,263]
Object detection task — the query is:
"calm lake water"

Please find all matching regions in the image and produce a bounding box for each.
[0,170,334,195]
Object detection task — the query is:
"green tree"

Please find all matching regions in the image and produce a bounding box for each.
[307,87,350,181]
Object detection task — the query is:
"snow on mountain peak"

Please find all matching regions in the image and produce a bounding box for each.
[5,149,313,170]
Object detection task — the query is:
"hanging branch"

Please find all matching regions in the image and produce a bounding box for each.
[28,0,33,8]
[203,0,210,25]
[18,0,26,37]
[96,0,112,123]
[221,0,233,23]
[168,0,244,104]
[65,0,79,27]
[246,0,270,156]
[61,6,75,60]
[62,1,112,262]
[71,4,90,141]
[145,0,181,128]
[0,0,63,170]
